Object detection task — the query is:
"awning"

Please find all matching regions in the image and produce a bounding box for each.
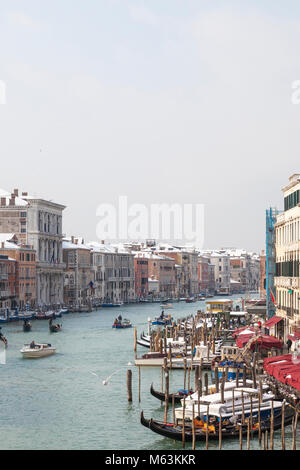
[288,332,300,342]
[263,316,283,329]
[264,354,300,392]
[236,333,283,350]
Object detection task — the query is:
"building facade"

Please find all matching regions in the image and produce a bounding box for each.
[134,254,149,300]
[274,174,300,341]
[0,239,36,309]
[0,189,65,307]
[0,255,16,310]
[63,238,94,307]
[89,242,135,304]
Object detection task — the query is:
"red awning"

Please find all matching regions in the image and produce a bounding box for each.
[232,326,255,338]
[288,332,300,342]
[263,316,283,329]
[264,354,300,392]
[236,333,283,350]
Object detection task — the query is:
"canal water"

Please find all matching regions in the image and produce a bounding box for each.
[0,296,297,450]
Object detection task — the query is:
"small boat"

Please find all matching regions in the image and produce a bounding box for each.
[0,335,8,348]
[186,297,196,303]
[59,308,69,315]
[151,315,173,326]
[112,319,132,329]
[137,337,151,348]
[102,303,123,308]
[20,343,56,359]
[150,383,193,404]
[17,313,34,321]
[35,311,60,320]
[160,304,173,309]
[23,321,32,332]
[49,324,62,333]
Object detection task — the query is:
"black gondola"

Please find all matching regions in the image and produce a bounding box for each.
[23,321,32,332]
[150,383,194,404]
[140,408,294,442]
[49,324,62,333]
[0,336,8,348]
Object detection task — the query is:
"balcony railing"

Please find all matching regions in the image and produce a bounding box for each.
[0,291,12,298]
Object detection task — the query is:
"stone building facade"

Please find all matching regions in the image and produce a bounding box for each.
[274,174,300,341]
[0,189,65,307]
[89,242,135,304]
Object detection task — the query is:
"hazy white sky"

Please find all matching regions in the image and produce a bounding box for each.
[1,0,300,252]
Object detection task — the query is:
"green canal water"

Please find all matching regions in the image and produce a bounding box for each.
[0,296,297,450]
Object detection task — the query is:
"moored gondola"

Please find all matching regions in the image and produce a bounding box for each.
[140,407,295,442]
[150,383,193,404]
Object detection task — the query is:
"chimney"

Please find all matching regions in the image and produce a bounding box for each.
[1,242,4,249]
[101,240,105,245]
[13,189,19,197]
[0,198,6,206]
[9,195,15,206]
[22,192,28,197]
[71,236,75,244]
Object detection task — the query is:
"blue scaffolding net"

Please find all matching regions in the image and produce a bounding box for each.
[266,207,279,319]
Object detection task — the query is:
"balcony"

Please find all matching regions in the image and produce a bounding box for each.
[0,291,12,299]
[274,277,300,289]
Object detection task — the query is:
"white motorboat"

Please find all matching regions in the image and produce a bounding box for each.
[20,343,56,359]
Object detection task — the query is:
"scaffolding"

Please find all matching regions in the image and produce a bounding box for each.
[266,207,279,319]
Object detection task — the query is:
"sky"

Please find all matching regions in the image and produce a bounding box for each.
[0,0,300,252]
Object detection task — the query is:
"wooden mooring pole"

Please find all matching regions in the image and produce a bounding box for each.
[127,369,132,402]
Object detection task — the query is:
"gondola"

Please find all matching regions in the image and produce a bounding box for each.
[23,321,32,332]
[49,323,62,333]
[137,338,150,348]
[0,335,8,348]
[140,407,295,442]
[150,383,193,404]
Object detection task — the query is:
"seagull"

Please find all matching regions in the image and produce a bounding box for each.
[90,368,128,386]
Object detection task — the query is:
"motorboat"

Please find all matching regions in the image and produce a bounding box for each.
[35,311,60,320]
[20,343,56,358]
[160,304,173,309]
[58,308,69,315]
[151,315,173,326]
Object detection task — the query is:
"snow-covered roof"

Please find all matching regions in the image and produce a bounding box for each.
[0,189,28,207]
[0,233,17,242]
[63,240,91,251]
[0,240,20,250]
